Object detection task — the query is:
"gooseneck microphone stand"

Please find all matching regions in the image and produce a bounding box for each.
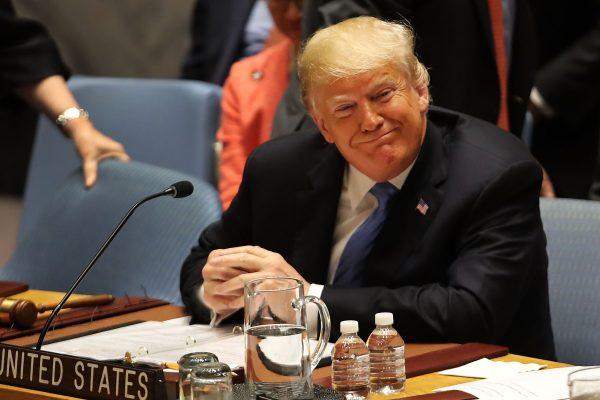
[35,181,193,350]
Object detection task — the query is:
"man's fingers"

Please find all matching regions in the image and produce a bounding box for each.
[203,264,247,282]
[210,246,269,258]
[225,296,244,310]
[209,252,264,272]
[204,293,241,314]
[217,271,283,293]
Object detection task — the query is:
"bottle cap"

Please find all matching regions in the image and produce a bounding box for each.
[375,312,394,326]
[340,320,359,334]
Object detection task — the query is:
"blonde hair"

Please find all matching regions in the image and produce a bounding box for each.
[298,16,430,111]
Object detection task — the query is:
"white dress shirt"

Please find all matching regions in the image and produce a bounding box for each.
[307,163,414,297]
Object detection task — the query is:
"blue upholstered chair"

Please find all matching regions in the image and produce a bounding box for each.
[19,76,221,241]
[1,160,221,305]
[540,198,600,365]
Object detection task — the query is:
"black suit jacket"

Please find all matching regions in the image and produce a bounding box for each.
[300,0,536,136]
[181,107,555,359]
[181,0,255,85]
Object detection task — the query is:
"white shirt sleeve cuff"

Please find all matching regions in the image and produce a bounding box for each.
[306,284,325,339]
[307,283,324,298]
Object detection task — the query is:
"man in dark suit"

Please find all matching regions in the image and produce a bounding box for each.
[181,16,554,359]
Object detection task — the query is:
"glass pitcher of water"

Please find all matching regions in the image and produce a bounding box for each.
[244,277,331,399]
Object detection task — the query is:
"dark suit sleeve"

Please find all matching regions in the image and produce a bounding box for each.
[534,15,600,124]
[321,161,546,343]
[0,0,69,87]
[180,151,256,323]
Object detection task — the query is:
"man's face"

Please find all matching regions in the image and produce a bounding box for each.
[311,66,429,182]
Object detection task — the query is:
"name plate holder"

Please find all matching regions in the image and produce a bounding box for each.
[0,342,166,399]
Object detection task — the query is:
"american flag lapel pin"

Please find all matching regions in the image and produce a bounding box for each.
[416,198,429,215]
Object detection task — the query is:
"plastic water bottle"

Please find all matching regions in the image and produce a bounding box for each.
[331,320,370,399]
[367,312,406,394]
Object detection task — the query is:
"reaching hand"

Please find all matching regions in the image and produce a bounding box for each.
[69,120,130,188]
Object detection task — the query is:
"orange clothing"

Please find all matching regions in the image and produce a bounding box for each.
[217,39,293,209]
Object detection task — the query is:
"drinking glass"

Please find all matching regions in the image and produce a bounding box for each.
[179,352,219,400]
[569,367,600,399]
[244,277,331,399]
[191,362,233,400]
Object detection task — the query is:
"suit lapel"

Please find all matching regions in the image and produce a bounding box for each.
[365,119,448,284]
[291,144,345,284]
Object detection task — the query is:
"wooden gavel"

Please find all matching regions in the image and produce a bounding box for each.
[0,294,114,329]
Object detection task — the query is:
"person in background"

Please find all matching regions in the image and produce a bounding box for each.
[181,17,554,359]
[217,0,302,209]
[181,0,274,86]
[528,0,600,199]
[0,0,129,189]
[271,0,558,196]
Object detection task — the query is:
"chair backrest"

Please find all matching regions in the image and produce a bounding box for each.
[19,76,221,241]
[540,198,600,365]
[1,160,221,305]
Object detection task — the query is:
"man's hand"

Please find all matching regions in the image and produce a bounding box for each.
[202,246,309,314]
[68,120,130,188]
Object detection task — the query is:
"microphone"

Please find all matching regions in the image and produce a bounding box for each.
[35,181,194,350]
[163,180,194,198]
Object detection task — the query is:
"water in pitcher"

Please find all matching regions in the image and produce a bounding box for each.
[245,324,312,399]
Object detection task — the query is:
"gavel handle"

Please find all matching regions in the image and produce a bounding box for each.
[36,294,114,313]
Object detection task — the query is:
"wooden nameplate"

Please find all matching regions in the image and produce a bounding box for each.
[406,342,508,378]
[0,342,166,399]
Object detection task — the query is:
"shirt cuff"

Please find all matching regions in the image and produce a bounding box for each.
[306,284,325,338]
[198,285,239,327]
[530,87,555,119]
[307,283,324,298]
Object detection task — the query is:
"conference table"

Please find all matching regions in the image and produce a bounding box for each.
[0,290,568,399]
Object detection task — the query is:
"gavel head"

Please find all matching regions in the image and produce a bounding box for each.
[0,298,38,328]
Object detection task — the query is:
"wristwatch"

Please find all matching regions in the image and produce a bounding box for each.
[55,107,89,127]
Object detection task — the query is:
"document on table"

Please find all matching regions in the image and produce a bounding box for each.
[436,366,582,400]
[42,319,333,370]
[42,320,244,366]
[438,358,546,379]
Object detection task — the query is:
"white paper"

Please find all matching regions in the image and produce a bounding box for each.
[42,321,333,370]
[163,316,192,325]
[436,366,582,400]
[438,358,546,379]
[42,321,234,362]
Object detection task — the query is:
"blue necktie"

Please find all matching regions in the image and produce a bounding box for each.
[333,182,399,287]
